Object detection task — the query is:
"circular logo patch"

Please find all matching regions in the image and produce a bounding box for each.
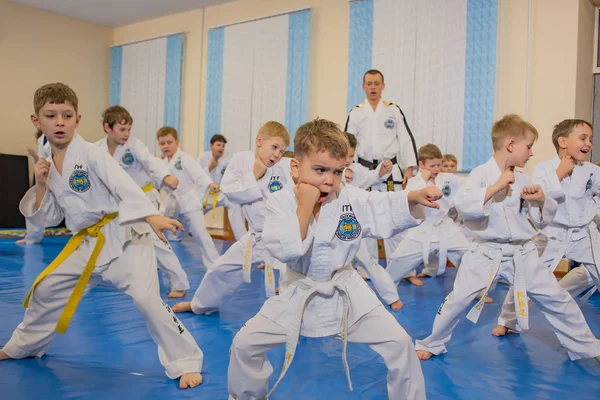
[122,152,134,165]
[336,213,361,241]
[175,160,183,170]
[69,170,91,193]
[442,184,451,197]
[269,180,283,193]
[384,119,395,129]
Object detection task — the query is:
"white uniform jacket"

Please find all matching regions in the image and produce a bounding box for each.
[20,134,158,266]
[455,157,557,243]
[220,151,292,233]
[260,183,423,338]
[160,149,212,216]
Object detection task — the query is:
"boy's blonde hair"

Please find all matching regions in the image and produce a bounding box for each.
[283,151,295,158]
[103,105,133,129]
[491,114,538,151]
[551,119,593,152]
[157,126,178,140]
[34,83,78,115]
[257,121,290,147]
[418,144,443,162]
[294,118,349,160]
[343,132,358,149]
[442,154,457,164]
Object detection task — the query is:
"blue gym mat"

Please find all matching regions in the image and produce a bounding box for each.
[1,236,599,399]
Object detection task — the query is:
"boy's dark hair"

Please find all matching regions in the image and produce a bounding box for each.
[102,105,133,130]
[210,134,227,145]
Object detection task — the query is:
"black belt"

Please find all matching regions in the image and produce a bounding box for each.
[357,156,402,191]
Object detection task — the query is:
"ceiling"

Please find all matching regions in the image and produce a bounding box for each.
[9,0,236,27]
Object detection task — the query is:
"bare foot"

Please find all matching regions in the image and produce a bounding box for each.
[172,302,192,313]
[275,287,280,294]
[491,325,508,337]
[179,372,202,389]
[417,272,430,278]
[485,296,493,304]
[408,276,424,287]
[168,290,186,299]
[0,349,11,360]
[416,350,433,360]
[390,300,403,310]
[15,239,27,245]
[257,264,265,270]
[596,355,600,362]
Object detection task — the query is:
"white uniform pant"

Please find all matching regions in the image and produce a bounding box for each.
[2,235,203,378]
[177,210,220,268]
[560,266,596,298]
[387,239,467,284]
[228,305,426,400]
[353,242,400,305]
[23,219,45,244]
[498,264,598,330]
[415,245,600,360]
[204,194,248,241]
[151,233,190,291]
[191,232,267,315]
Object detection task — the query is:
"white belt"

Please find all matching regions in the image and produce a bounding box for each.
[266,265,355,398]
[242,233,278,298]
[466,241,535,331]
[422,218,449,275]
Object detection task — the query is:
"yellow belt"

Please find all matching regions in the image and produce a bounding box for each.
[23,212,119,334]
[203,190,219,219]
[142,183,154,193]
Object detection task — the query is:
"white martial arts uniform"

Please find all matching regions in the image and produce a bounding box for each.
[415,157,600,361]
[2,134,203,378]
[189,152,292,315]
[227,183,426,400]
[343,161,401,305]
[23,135,52,244]
[159,149,220,268]
[497,156,600,328]
[387,172,471,282]
[345,99,419,264]
[96,136,189,291]
[197,151,247,240]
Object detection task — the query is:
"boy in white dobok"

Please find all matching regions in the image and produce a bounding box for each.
[343,132,404,309]
[493,119,600,336]
[227,119,440,400]
[0,83,204,389]
[173,122,292,315]
[415,114,600,363]
[197,134,247,240]
[387,144,471,284]
[16,131,52,245]
[96,106,190,298]
[156,126,221,269]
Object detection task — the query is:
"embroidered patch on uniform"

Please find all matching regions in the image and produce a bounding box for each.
[268,179,283,193]
[336,213,361,241]
[442,184,451,197]
[586,173,593,191]
[175,159,183,170]
[384,119,395,129]
[121,152,134,165]
[69,169,90,193]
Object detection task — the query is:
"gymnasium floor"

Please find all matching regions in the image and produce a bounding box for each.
[1,236,599,399]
